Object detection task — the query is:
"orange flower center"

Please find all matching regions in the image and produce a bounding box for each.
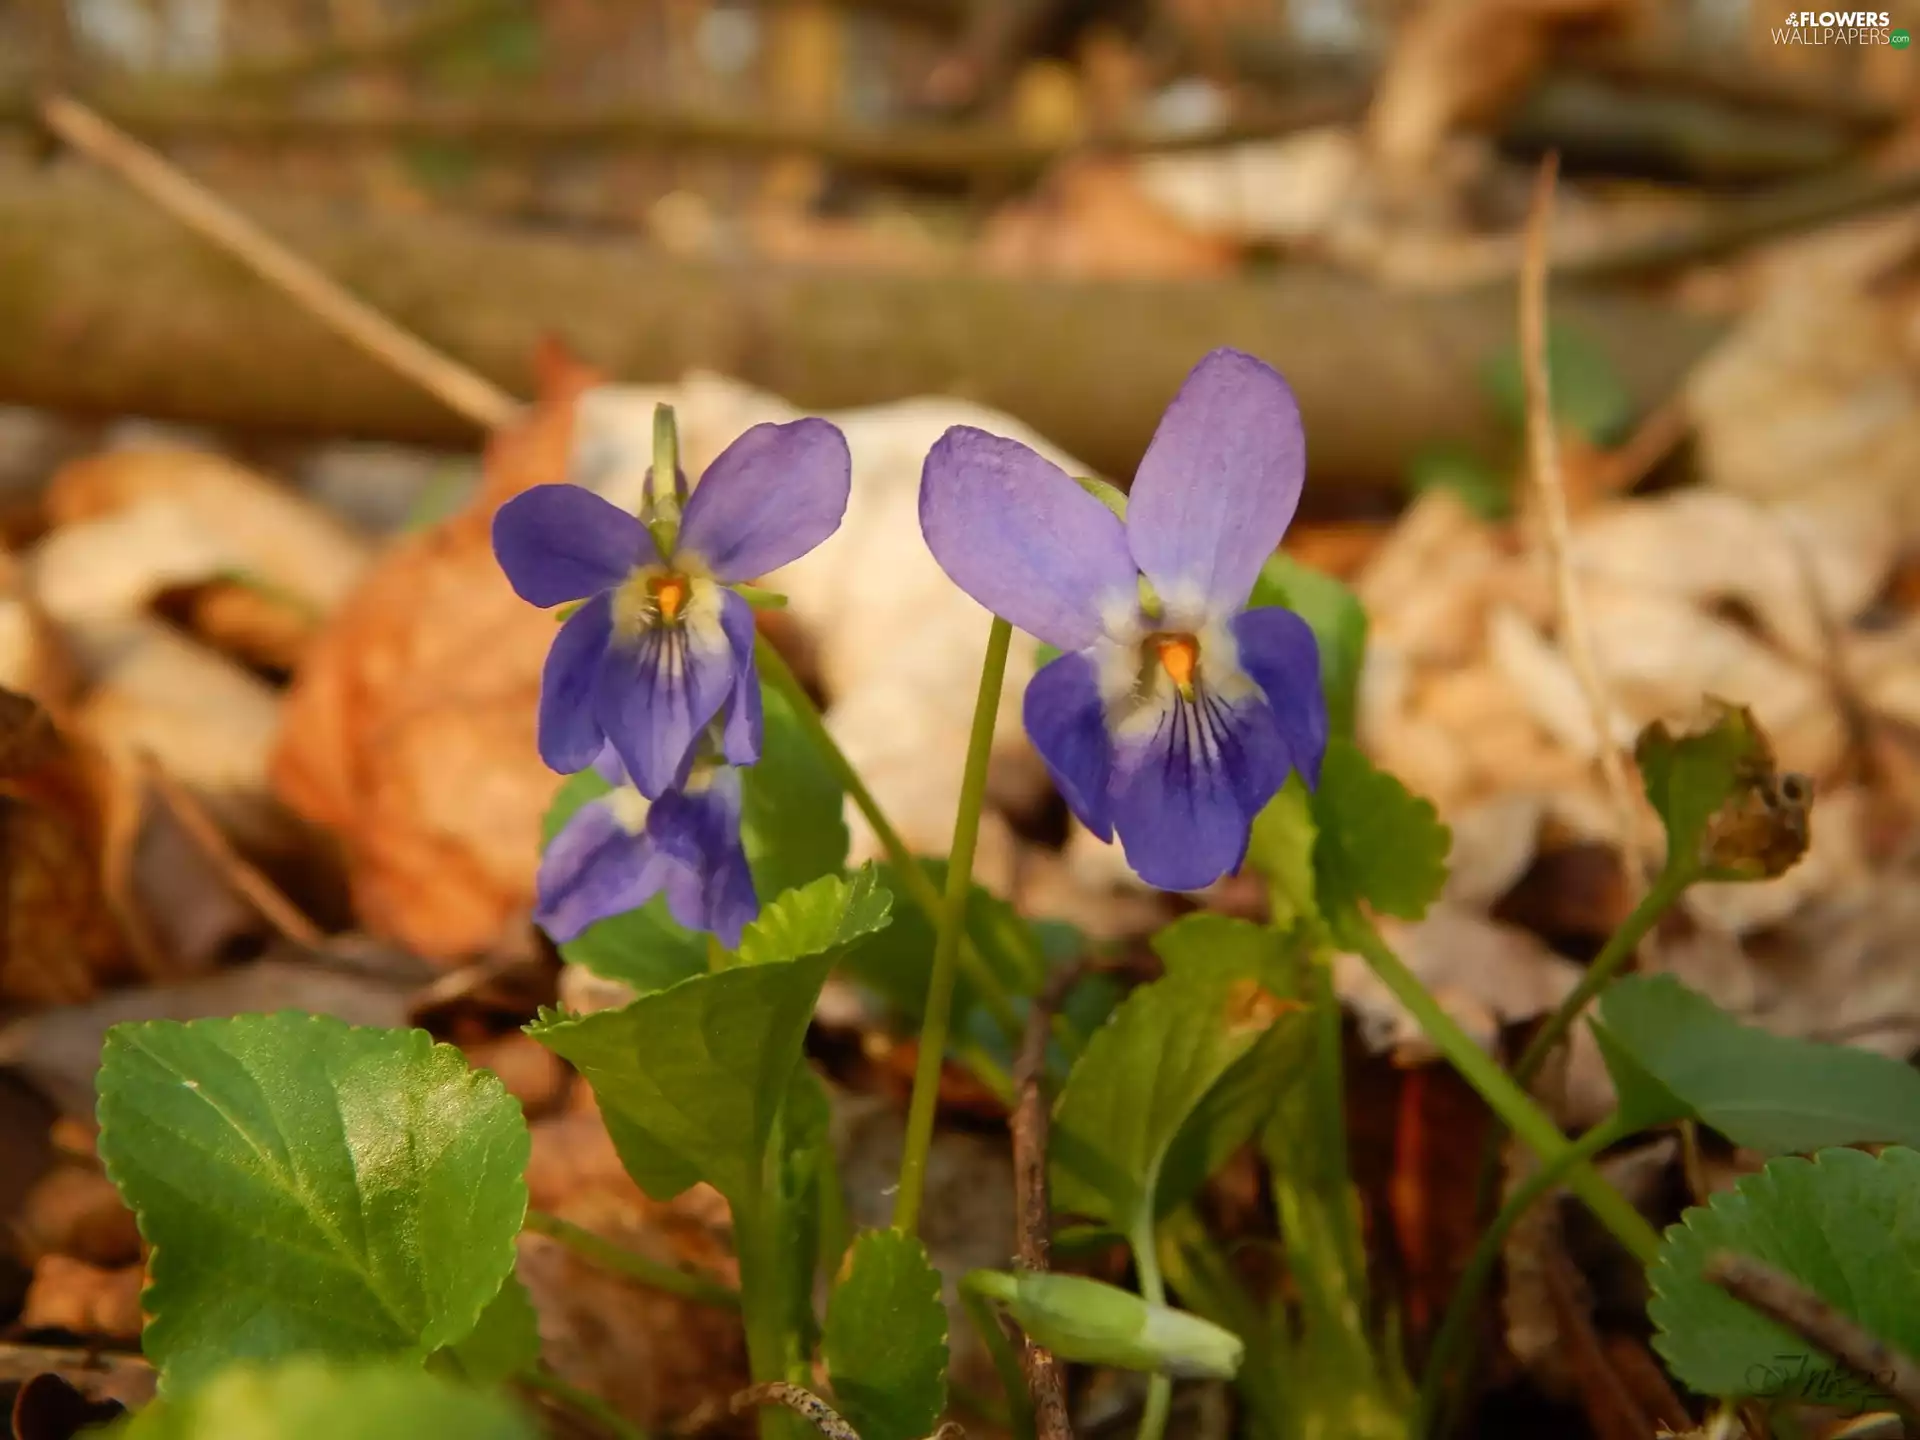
[1151,633,1199,693]
[651,573,689,620]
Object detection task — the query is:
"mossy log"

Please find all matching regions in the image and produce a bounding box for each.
[0,168,1721,484]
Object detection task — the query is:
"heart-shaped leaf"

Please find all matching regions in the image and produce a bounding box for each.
[736,866,893,967]
[1649,1147,1920,1402]
[529,871,888,1204]
[1053,937,1305,1241]
[824,1229,950,1440]
[111,1358,537,1439]
[97,1015,528,1394]
[1593,974,1920,1153]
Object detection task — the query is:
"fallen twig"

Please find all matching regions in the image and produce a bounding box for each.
[37,94,520,433]
[1519,152,1650,892]
[724,1381,967,1440]
[1705,1252,1920,1422]
[1008,962,1091,1440]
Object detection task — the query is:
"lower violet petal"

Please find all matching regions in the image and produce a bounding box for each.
[718,591,763,766]
[535,797,672,942]
[648,774,758,947]
[538,595,613,774]
[1230,606,1329,787]
[596,613,737,798]
[1023,651,1115,840]
[1109,685,1287,891]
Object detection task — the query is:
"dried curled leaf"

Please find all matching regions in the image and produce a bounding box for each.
[1635,699,1811,883]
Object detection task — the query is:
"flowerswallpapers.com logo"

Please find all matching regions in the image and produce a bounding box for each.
[1773,9,1905,43]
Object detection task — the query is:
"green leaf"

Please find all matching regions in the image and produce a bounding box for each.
[1408,444,1512,521]
[1592,974,1920,1154]
[1483,323,1636,446]
[1648,1147,1920,1402]
[97,1015,528,1394]
[769,1067,835,1369]
[528,874,885,1204]
[824,1230,950,1440]
[1311,739,1451,929]
[1052,945,1305,1237]
[1246,774,1319,933]
[112,1358,537,1440]
[736,868,893,967]
[538,686,853,992]
[1247,554,1368,741]
[431,1277,541,1385]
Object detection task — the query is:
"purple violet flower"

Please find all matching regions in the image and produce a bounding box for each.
[918,348,1327,891]
[493,419,850,797]
[537,746,758,948]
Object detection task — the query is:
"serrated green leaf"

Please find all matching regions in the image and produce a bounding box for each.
[736,868,892,967]
[1649,1147,1920,1402]
[1246,774,1319,932]
[1635,703,1808,883]
[1592,974,1920,1154]
[1484,324,1636,446]
[97,1015,528,1394]
[538,686,853,991]
[111,1357,537,1440]
[530,955,832,1203]
[1053,946,1306,1238]
[1312,740,1451,929]
[431,1276,540,1384]
[1247,553,1368,741]
[824,1230,950,1440]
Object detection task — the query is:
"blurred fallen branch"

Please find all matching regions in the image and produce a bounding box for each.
[0,168,1717,486]
[0,90,1360,182]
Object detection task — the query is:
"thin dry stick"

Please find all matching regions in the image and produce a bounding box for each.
[1008,962,1086,1440]
[1519,153,1649,893]
[135,751,326,948]
[38,94,521,433]
[1706,1253,1920,1420]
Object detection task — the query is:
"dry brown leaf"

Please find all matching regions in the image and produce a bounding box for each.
[21,1255,144,1341]
[0,690,134,1005]
[270,353,600,960]
[43,447,371,618]
[519,1101,746,1427]
[14,1165,141,1269]
[1366,0,1641,179]
[975,158,1242,279]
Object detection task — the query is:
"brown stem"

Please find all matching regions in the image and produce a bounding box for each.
[1705,1252,1920,1421]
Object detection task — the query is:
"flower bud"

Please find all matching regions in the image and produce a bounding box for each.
[966,1270,1243,1380]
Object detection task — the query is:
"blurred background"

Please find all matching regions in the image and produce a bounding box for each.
[7,2,1920,1438]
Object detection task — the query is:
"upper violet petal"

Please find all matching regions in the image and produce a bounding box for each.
[1230,606,1329,788]
[1108,684,1287,890]
[534,797,672,942]
[1126,349,1305,613]
[676,419,851,582]
[596,612,737,799]
[1023,651,1115,840]
[717,591,763,766]
[494,484,654,607]
[919,426,1137,652]
[538,595,613,774]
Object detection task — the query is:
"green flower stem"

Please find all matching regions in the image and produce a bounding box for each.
[753,632,1024,1042]
[524,1209,740,1309]
[1307,952,1364,1282]
[734,1189,804,1440]
[893,616,1013,1235]
[1129,1215,1174,1440]
[521,1367,652,1440]
[1510,864,1693,1088]
[1343,917,1661,1265]
[1415,1111,1638,1437]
